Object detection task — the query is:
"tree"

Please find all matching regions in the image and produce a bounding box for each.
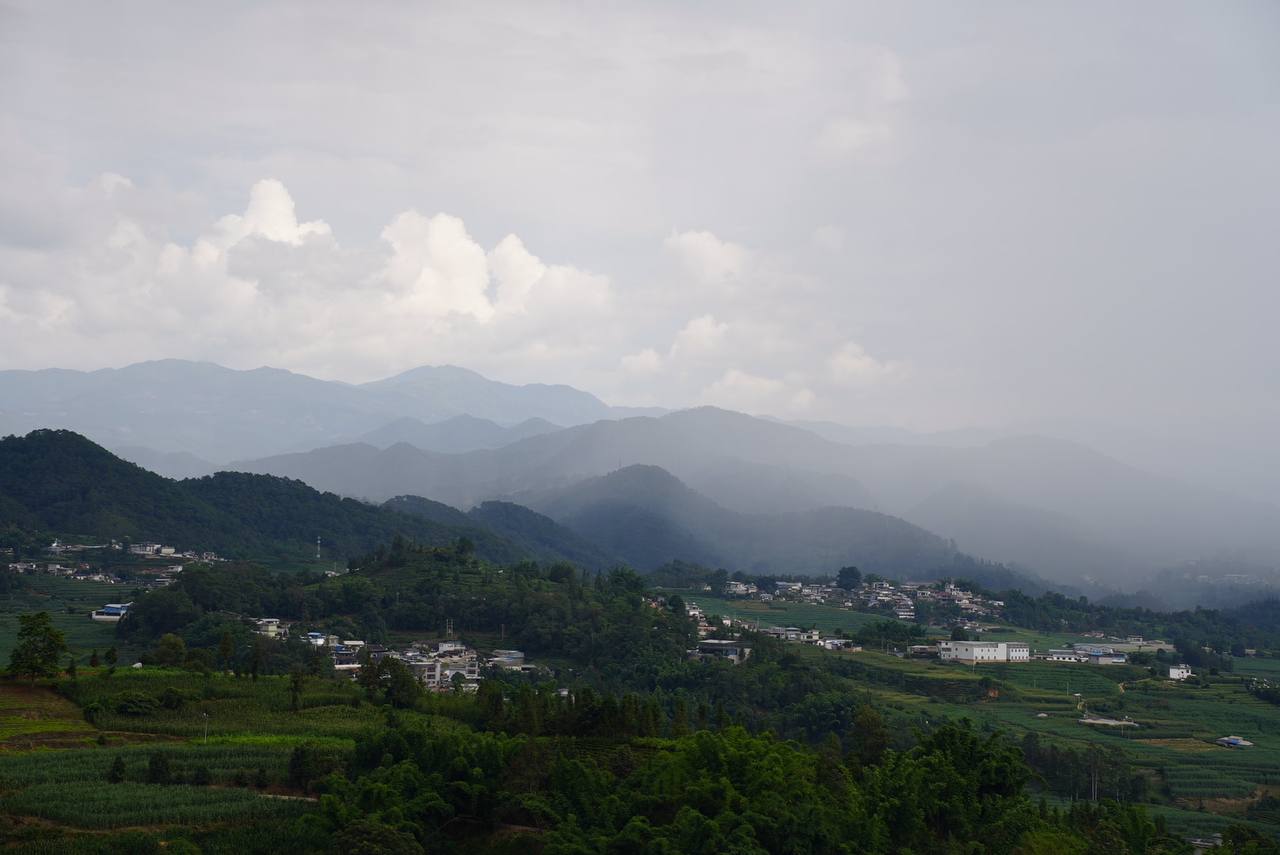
[7,612,68,681]
[848,704,890,766]
[105,647,118,666]
[89,649,100,668]
[106,755,126,783]
[217,631,234,671]
[66,656,77,680]
[152,633,187,667]
[289,666,306,712]
[837,566,862,591]
[951,626,970,641]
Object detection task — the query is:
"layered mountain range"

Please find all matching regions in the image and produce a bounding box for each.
[3,360,1277,588]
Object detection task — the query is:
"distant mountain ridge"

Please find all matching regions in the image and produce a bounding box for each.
[0,359,625,464]
[232,407,1280,586]
[352,415,562,453]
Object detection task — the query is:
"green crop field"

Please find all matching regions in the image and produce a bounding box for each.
[0,781,311,829]
[675,592,901,633]
[1236,656,1280,678]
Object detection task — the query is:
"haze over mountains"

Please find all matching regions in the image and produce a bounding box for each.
[0,360,653,465]
[2,359,1277,592]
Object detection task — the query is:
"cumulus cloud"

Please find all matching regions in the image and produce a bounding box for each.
[702,368,815,416]
[0,175,615,382]
[621,348,663,375]
[213,179,332,248]
[671,314,728,358]
[827,341,906,385]
[664,230,749,284]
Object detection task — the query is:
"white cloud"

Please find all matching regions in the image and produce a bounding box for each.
[664,230,749,285]
[213,179,332,248]
[380,210,494,321]
[701,368,815,416]
[827,341,906,385]
[0,176,617,383]
[670,314,728,358]
[621,348,663,375]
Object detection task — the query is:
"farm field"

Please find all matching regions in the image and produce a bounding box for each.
[779,640,1280,834]
[673,591,901,633]
[1236,656,1280,678]
[0,673,376,851]
[0,575,143,664]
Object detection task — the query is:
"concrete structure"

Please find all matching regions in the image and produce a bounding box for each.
[694,639,753,665]
[1168,664,1193,680]
[1047,649,1086,663]
[90,602,131,622]
[253,618,284,638]
[939,640,1030,663]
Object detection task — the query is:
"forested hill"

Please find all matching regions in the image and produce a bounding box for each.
[0,430,529,562]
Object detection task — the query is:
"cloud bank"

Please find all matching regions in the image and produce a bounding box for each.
[0,175,901,419]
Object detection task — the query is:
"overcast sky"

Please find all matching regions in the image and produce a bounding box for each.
[1,1,1277,493]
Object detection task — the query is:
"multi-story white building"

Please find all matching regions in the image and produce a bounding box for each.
[939,640,1030,663]
[1168,664,1193,681]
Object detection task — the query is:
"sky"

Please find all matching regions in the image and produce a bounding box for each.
[1,2,1277,497]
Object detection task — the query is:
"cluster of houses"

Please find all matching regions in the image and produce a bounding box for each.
[250,618,533,691]
[715,578,1006,626]
[42,538,221,562]
[10,537,214,590]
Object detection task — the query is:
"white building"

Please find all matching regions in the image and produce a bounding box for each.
[939,640,1030,663]
[1168,664,1193,681]
[1047,649,1086,663]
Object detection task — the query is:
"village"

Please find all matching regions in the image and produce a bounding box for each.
[250,618,537,693]
[677,581,1202,685]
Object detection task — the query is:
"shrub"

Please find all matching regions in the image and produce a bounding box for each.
[160,686,188,710]
[114,691,162,716]
[146,752,171,785]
